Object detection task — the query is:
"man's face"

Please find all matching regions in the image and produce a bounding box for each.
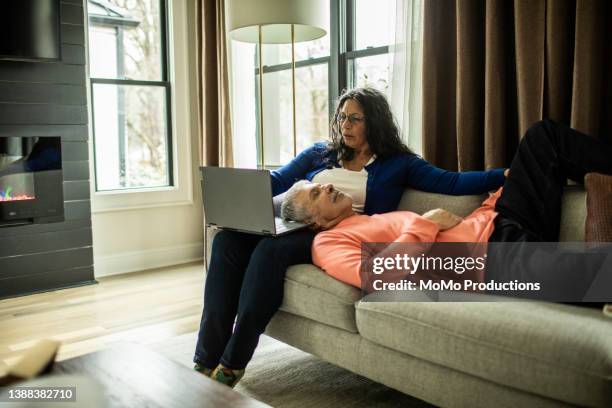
[294,182,354,229]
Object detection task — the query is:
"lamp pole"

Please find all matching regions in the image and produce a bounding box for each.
[291,24,297,157]
[258,24,265,168]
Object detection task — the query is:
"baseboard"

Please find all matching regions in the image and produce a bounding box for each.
[94,242,203,278]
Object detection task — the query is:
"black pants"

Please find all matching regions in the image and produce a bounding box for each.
[490,119,612,242]
[193,228,316,370]
[487,119,612,303]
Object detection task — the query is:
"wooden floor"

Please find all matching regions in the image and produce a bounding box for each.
[0,262,205,376]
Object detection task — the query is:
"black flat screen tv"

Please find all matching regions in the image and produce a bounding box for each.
[0,0,61,62]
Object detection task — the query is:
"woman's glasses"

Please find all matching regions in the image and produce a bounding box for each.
[336,114,365,125]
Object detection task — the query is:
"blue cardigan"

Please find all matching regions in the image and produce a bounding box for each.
[271,142,505,215]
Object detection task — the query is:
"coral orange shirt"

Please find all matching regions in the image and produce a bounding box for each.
[312,188,503,288]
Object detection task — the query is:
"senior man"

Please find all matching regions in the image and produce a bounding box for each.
[281,120,612,310]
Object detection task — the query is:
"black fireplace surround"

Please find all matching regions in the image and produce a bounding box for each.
[0,136,64,226]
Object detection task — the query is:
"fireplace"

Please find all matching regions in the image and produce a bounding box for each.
[0,137,64,226]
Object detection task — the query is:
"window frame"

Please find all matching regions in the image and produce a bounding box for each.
[86,0,195,213]
[89,0,174,192]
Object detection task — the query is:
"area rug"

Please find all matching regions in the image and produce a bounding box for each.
[152,332,432,408]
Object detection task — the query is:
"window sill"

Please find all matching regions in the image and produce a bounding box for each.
[91,198,195,214]
[94,185,177,195]
[91,182,193,213]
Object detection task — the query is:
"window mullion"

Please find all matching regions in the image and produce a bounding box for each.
[160,0,169,82]
[258,56,330,75]
[345,45,390,60]
[329,0,343,118]
[346,0,355,53]
[91,78,169,87]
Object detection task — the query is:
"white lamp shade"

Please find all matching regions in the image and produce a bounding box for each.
[227,0,328,44]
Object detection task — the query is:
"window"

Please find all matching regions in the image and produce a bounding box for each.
[258,33,331,167]
[231,0,396,168]
[347,0,395,92]
[231,29,331,168]
[88,0,172,191]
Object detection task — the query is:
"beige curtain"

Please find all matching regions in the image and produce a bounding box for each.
[422,0,612,171]
[195,0,233,166]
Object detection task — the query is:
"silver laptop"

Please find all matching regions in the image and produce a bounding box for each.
[201,167,308,236]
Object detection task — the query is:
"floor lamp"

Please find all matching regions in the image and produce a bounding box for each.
[227,0,328,168]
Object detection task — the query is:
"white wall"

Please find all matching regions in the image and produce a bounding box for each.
[89,0,204,277]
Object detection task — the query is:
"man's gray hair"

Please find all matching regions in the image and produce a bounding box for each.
[281,180,314,223]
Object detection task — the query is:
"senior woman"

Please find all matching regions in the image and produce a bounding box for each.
[194,87,507,387]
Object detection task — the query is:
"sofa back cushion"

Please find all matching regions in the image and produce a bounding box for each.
[559,186,587,242]
[584,173,612,242]
[397,186,586,242]
[397,189,486,217]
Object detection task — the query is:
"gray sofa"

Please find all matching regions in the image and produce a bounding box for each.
[263,186,612,407]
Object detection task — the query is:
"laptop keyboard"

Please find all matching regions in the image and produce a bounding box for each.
[275,218,292,233]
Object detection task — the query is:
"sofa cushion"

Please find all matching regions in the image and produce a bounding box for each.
[356,301,612,406]
[398,187,587,242]
[585,173,612,242]
[280,264,362,333]
[397,189,486,217]
[559,185,587,241]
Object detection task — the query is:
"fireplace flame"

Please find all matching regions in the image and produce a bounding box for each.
[0,194,35,202]
[0,186,35,202]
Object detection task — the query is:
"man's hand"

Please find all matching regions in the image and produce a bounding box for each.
[504,168,510,177]
[422,208,463,231]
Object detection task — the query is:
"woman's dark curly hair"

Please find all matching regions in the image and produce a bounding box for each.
[330,87,414,161]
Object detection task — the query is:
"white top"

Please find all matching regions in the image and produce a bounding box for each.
[311,156,375,213]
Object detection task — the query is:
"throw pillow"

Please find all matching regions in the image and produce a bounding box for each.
[584,173,612,242]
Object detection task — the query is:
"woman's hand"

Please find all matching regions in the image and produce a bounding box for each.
[504,168,510,177]
[422,208,463,231]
